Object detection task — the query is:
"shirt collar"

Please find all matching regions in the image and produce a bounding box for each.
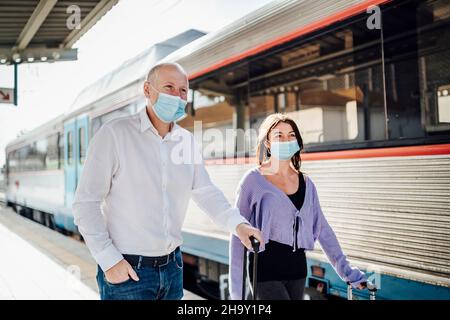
[139,107,157,134]
[139,107,181,140]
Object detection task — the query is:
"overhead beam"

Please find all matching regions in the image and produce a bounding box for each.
[0,47,77,65]
[63,0,119,48]
[15,0,58,50]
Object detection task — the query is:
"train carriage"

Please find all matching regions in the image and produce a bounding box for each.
[164,0,450,300]
[5,0,450,299]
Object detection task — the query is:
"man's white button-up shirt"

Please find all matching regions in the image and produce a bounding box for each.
[73,108,247,271]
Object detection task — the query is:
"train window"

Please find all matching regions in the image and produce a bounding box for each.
[5,155,9,175]
[8,137,56,173]
[248,14,385,152]
[8,151,17,173]
[7,153,11,173]
[12,150,19,173]
[17,149,24,172]
[383,0,450,137]
[24,141,46,171]
[17,145,29,171]
[58,132,64,169]
[79,127,86,164]
[91,102,140,137]
[178,63,250,159]
[67,132,73,165]
[174,0,450,155]
[46,134,59,170]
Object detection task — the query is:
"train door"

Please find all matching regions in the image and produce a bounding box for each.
[75,115,89,183]
[64,115,89,207]
[64,119,76,207]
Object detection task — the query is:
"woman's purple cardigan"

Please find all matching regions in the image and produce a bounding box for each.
[229,167,367,299]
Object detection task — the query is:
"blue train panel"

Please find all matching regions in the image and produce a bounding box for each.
[181,231,450,300]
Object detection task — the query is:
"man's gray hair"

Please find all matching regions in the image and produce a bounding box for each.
[146,62,187,84]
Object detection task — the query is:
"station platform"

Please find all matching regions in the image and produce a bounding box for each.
[0,204,203,300]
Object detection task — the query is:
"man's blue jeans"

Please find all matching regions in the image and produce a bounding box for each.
[96,248,184,300]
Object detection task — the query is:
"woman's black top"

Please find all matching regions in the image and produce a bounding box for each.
[249,172,308,282]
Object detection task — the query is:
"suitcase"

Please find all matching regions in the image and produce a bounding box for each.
[241,236,260,300]
[347,281,377,300]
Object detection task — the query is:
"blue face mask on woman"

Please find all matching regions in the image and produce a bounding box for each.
[149,85,187,123]
[270,140,300,160]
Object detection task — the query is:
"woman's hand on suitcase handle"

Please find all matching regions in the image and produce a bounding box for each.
[236,223,263,251]
[249,235,260,252]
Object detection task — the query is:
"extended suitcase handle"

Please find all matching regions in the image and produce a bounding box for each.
[242,236,260,300]
[346,281,377,300]
[250,235,260,252]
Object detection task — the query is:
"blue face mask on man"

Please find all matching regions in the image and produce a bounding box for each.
[148,84,187,123]
[270,140,300,160]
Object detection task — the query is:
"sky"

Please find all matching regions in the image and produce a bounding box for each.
[0,0,274,167]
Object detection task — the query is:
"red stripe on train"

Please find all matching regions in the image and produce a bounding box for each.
[204,143,450,165]
[188,0,391,80]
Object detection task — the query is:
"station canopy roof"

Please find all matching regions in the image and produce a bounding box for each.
[0,0,119,65]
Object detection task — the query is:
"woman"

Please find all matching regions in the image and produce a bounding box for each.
[229,113,367,300]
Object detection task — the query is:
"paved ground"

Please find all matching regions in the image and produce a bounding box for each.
[0,204,203,300]
[0,208,97,299]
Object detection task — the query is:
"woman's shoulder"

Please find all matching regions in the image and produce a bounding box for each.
[238,167,261,187]
[235,167,264,202]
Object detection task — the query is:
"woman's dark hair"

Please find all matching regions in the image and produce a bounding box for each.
[256,113,304,171]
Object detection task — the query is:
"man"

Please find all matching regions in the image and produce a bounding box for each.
[72,62,262,300]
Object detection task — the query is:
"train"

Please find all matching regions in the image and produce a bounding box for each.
[4,0,450,300]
